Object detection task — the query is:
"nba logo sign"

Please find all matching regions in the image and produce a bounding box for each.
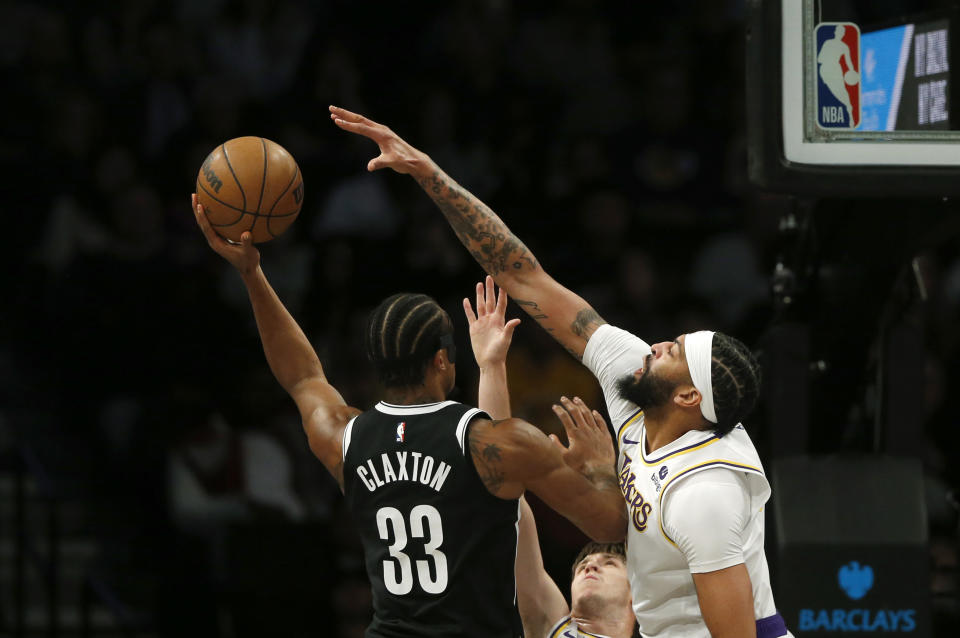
[815,22,861,129]
[396,422,406,443]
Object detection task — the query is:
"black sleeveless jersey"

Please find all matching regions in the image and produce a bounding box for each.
[342,400,523,637]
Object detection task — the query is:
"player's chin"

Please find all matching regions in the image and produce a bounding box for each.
[573,586,607,608]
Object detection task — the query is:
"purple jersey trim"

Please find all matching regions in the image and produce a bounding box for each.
[757,612,788,638]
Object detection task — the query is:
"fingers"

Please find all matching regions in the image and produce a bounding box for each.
[469,277,518,336]
[554,397,614,470]
[328,107,393,171]
[589,407,607,430]
[495,276,508,316]
[475,281,485,318]
[328,105,367,123]
[331,114,380,138]
[548,433,566,452]
[192,194,239,252]
[328,106,385,142]
[558,396,604,432]
[462,297,476,326]
[503,318,521,340]
[552,402,576,439]
[484,275,495,315]
[559,397,582,428]
[192,195,216,241]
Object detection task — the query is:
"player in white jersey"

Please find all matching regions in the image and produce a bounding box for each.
[331,106,793,638]
[465,276,634,638]
[583,326,790,638]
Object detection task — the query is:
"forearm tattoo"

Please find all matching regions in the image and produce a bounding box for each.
[584,464,627,525]
[515,296,587,359]
[416,169,607,361]
[571,308,607,338]
[415,170,538,276]
[512,298,548,322]
[583,464,620,492]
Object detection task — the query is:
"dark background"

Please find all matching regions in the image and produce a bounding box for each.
[1,0,958,636]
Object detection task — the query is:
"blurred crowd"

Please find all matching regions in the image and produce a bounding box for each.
[0,0,958,635]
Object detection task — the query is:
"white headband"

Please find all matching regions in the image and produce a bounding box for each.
[684,331,716,424]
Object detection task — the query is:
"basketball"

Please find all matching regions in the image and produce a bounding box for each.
[195,136,304,243]
[844,70,859,85]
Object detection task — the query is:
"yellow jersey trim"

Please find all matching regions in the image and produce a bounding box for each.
[639,433,721,467]
[547,615,608,638]
[548,617,572,638]
[617,409,643,443]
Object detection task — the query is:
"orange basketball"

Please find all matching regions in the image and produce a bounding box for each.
[195,136,304,243]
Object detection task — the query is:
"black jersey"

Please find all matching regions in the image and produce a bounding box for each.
[342,400,523,638]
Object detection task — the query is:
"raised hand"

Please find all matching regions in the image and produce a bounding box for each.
[550,397,616,483]
[329,105,430,175]
[463,275,521,370]
[192,193,260,275]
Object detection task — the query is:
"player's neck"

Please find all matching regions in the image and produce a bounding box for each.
[382,385,447,406]
[570,606,634,638]
[643,408,709,453]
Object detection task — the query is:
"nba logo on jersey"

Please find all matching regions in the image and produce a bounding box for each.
[815,22,861,129]
[396,422,406,443]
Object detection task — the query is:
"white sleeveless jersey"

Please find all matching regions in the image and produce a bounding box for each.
[583,325,784,638]
[546,615,612,638]
[616,415,777,637]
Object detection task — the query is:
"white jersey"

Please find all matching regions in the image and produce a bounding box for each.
[546,615,612,638]
[583,325,788,638]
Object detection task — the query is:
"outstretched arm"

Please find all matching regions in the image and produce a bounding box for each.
[330,106,608,360]
[516,497,570,638]
[463,278,572,630]
[465,279,572,630]
[192,195,360,487]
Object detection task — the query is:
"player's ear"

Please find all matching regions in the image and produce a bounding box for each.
[434,348,448,371]
[673,385,700,410]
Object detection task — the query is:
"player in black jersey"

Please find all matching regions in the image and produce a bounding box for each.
[191,195,625,637]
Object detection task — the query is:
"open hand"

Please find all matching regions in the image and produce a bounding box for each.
[550,397,616,480]
[192,193,260,275]
[329,105,430,176]
[463,275,521,370]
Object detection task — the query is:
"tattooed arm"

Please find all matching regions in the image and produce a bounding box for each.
[330,105,607,360]
[465,398,625,542]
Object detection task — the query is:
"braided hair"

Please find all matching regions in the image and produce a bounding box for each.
[365,293,454,388]
[709,332,762,436]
